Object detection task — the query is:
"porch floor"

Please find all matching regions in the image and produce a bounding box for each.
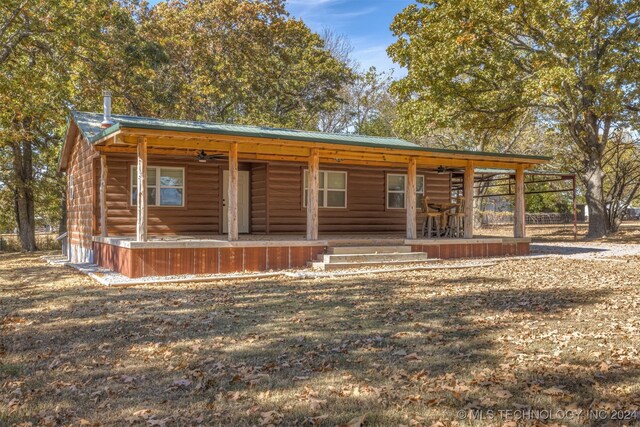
[93,233,530,249]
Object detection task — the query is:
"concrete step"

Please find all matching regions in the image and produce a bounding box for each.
[326,238,406,247]
[319,252,431,263]
[308,258,439,271]
[327,245,412,255]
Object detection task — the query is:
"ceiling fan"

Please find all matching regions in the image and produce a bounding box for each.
[195,149,227,163]
[437,165,457,174]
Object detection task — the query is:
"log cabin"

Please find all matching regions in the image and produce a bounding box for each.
[59,93,548,278]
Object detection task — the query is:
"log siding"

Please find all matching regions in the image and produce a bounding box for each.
[67,133,97,262]
[102,155,221,236]
[95,156,452,236]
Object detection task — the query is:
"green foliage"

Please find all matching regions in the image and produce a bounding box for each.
[129,0,353,129]
[0,0,116,247]
[388,0,639,136]
[388,0,640,236]
[0,0,355,240]
[525,182,573,213]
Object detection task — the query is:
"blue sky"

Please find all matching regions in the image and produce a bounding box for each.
[286,0,414,75]
[147,0,413,76]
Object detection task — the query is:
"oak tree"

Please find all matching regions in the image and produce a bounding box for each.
[388,0,640,237]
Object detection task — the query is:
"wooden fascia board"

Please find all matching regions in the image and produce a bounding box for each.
[93,129,122,145]
[95,145,411,168]
[116,129,547,168]
[59,122,79,171]
[96,144,538,170]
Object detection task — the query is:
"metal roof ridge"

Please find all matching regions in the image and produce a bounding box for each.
[73,110,414,143]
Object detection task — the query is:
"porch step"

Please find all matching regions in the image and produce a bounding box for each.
[308,258,438,271]
[328,245,412,255]
[326,238,406,247]
[309,245,437,271]
[319,252,430,263]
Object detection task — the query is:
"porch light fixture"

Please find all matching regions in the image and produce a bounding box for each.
[437,165,446,174]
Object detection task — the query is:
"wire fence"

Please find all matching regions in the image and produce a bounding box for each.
[0,233,62,252]
[479,211,575,226]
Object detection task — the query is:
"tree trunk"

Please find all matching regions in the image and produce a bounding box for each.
[583,157,610,238]
[11,141,37,251]
[58,171,67,234]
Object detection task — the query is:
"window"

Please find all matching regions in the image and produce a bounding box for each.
[303,170,347,208]
[387,174,424,209]
[131,166,184,207]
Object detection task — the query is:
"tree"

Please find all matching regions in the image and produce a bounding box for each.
[0,0,129,250]
[388,0,640,237]
[1,0,355,251]
[319,67,397,136]
[141,0,353,129]
[556,129,640,230]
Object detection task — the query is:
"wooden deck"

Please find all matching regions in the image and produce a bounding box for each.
[93,234,531,278]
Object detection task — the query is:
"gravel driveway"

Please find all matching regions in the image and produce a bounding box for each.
[532,241,640,259]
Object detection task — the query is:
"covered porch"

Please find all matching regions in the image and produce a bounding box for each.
[94,128,544,241]
[87,113,547,277]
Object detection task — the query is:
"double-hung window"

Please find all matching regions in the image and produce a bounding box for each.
[387,174,424,209]
[303,170,347,208]
[131,166,184,207]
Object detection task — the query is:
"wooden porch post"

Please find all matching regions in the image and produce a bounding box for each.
[100,154,108,237]
[463,161,474,238]
[228,142,239,241]
[406,157,417,239]
[514,165,526,238]
[306,148,319,240]
[136,137,148,242]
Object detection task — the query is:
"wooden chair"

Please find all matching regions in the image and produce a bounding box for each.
[421,196,442,238]
[447,197,465,238]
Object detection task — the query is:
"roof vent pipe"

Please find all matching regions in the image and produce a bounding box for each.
[100,90,115,128]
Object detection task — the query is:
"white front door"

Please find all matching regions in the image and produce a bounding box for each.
[222,170,250,233]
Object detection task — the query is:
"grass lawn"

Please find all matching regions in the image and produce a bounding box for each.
[1,249,639,426]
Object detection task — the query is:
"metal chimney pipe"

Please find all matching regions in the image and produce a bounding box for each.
[101,90,114,128]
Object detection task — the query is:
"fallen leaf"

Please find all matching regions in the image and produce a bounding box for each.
[336,415,366,427]
[542,386,565,396]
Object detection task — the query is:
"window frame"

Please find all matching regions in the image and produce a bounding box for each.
[386,173,425,210]
[130,165,185,208]
[303,169,348,209]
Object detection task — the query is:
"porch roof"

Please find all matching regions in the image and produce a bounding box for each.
[61,110,550,171]
[72,110,424,151]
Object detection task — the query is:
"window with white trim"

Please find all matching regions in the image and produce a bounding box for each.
[131,166,184,207]
[303,170,347,208]
[387,174,424,209]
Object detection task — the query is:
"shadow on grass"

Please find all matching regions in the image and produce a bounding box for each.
[531,244,609,255]
[2,262,630,426]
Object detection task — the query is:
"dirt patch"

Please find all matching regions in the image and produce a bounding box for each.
[1,253,639,426]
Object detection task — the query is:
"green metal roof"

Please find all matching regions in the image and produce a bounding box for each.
[473,168,574,176]
[69,110,551,161]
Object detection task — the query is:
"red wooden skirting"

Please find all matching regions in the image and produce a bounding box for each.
[93,242,325,278]
[410,241,529,259]
[94,240,529,279]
